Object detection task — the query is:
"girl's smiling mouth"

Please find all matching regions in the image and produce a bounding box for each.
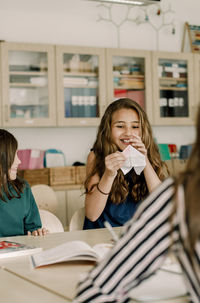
[121,139,133,145]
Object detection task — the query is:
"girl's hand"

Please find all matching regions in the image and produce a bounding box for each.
[129,135,147,157]
[27,227,49,236]
[105,151,126,177]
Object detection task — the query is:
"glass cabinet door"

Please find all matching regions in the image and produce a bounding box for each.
[152,51,195,125]
[106,48,153,123]
[1,42,56,127]
[56,45,106,126]
[194,53,200,119]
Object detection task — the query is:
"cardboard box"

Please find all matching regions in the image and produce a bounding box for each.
[75,166,86,184]
[50,167,76,186]
[18,168,50,186]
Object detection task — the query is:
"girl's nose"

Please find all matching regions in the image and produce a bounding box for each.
[124,127,132,135]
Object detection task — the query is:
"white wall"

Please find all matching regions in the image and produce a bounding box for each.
[0,0,198,164]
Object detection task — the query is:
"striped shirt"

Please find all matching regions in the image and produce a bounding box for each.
[73,178,200,303]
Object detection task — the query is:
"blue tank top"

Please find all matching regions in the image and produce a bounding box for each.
[83,169,139,229]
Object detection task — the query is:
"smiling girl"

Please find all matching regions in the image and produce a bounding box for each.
[83,98,166,229]
[0,129,47,237]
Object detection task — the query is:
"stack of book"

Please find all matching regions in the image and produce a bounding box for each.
[118,77,144,89]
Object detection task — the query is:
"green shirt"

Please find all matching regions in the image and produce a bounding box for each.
[0,182,42,237]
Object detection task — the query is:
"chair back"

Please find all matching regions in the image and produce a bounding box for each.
[69,207,85,231]
[39,209,64,233]
[31,184,58,214]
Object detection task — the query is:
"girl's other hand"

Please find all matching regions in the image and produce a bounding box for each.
[105,151,126,177]
[130,135,147,157]
[27,227,49,236]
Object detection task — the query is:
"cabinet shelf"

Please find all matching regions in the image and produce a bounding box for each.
[9,71,47,76]
[63,72,97,77]
[159,87,187,91]
[10,83,47,88]
[63,84,97,88]
[114,86,144,90]
[113,74,144,79]
[11,104,46,107]
[159,77,187,81]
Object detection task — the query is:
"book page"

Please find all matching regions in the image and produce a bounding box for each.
[31,241,98,268]
[92,243,113,261]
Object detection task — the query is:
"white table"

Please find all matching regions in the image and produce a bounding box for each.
[0,228,189,303]
[0,228,121,303]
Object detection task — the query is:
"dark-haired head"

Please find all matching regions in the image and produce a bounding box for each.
[0,129,24,201]
[0,129,18,180]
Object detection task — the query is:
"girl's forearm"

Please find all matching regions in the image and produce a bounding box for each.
[85,172,116,221]
[143,158,161,192]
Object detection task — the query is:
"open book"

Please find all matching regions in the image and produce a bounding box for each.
[0,240,42,259]
[30,240,113,268]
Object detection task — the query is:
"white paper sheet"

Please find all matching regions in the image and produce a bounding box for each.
[129,270,187,302]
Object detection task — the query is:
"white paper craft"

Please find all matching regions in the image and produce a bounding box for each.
[121,145,146,175]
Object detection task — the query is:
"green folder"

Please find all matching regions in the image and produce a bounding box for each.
[158,144,171,161]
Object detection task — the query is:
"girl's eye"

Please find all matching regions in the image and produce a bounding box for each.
[132,126,139,129]
[116,125,123,128]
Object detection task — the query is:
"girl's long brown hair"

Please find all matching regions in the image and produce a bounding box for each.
[0,129,25,201]
[85,98,166,204]
[174,106,200,252]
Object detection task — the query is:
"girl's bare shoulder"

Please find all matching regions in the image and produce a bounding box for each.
[86,151,100,186]
[86,151,96,174]
[87,150,96,164]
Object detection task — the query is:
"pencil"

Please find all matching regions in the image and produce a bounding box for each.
[104,221,119,242]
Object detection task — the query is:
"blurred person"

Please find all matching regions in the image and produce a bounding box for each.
[0,129,47,237]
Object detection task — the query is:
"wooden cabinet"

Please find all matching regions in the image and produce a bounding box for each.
[194,53,200,121]
[0,42,56,127]
[151,51,195,125]
[55,45,107,126]
[105,48,153,122]
[0,41,198,127]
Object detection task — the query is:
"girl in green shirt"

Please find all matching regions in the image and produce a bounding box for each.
[0,129,47,237]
